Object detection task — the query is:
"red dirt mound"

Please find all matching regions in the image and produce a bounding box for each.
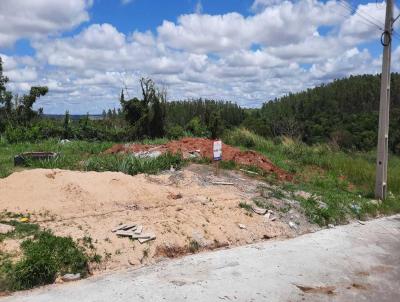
[104,138,292,181]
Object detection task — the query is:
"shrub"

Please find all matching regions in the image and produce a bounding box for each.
[10,231,88,290]
[166,125,185,139]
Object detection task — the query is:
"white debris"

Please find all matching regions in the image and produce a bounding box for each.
[0,223,15,234]
[328,224,335,229]
[288,221,298,230]
[238,224,246,229]
[252,206,267,215]
[61,273,81,282]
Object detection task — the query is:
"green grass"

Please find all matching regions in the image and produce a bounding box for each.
[0,216,90,292]
[84,152,184,175]
[0,138,182,178]
[0,139,114,178]
[0,220,40,242]
[10,231,88,290]
[238,201,252,211]
[224,128,400,225]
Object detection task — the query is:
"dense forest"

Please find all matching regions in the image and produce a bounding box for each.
[1,54,400,154]
[244,74,400,154]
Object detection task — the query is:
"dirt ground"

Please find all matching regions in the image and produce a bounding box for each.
[0,164,317,274]
[105,137,293,181]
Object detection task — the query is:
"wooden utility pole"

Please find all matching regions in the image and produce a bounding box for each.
[375,0,394,200]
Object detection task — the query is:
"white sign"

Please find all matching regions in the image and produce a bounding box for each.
[213,140,222,161]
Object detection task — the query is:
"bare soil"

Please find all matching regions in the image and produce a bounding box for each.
[0,164,316,274]
[105,137,293,181]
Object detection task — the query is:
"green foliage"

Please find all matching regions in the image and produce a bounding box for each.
[185,117,209,137]
[238,202,252,211]
[84,152,184,175]
[243,74,400,154]
[0,221,40,242]
[10,231,87,290]
[121,78,166,139]
[227,128,400,225]
[166,125,186,139]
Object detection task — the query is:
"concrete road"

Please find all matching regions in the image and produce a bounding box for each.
[3,215,400,302]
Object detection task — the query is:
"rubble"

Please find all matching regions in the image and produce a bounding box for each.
[289,221,298,229]
[114,223,156,244]
[238,224,246,229]
[104,138,292,181]
[252,206,268,215]
[61,273,81,282]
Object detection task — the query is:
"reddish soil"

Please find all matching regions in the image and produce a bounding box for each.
[105,138,292,181]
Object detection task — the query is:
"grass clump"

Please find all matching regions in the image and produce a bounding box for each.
[8,231,88,290]
[84,152,184,175]
[188,239,201,253]
[0,221,40,242]
[238,202,252,211]
[224,128,400,225]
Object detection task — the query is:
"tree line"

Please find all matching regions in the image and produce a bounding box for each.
[243,74,400,153]
[1,54,400,154]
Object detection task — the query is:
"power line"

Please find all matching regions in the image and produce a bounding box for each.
[340,0,384,27]
[337,0,384,30]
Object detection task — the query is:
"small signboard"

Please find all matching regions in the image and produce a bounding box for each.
[213,140,222,161]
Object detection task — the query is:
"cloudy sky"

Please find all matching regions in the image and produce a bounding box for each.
[0,0,399,114]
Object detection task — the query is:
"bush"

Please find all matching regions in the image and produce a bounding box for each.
[84,152,184,175]
[10,231,88,290]
[166,125,185,139]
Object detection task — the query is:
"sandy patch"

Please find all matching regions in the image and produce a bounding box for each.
[0,164,316,273]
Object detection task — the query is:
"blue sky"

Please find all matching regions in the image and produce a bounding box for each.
[0,0,398,114]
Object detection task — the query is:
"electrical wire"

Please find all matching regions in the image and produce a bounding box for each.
[337,0,384,30]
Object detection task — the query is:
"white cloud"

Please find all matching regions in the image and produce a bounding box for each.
[121,0,133,5]
[157,0,346,54]
[251,0,288,12]
[1,0,394,113]
[0,0,92,48]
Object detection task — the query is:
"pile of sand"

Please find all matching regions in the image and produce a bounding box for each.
[105,138,292,181]
[0,164,313,273]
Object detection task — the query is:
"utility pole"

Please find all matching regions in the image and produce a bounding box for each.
[375,0,394,200]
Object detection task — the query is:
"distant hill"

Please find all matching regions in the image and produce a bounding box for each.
[243,73,400,154]
[43,114,104,121]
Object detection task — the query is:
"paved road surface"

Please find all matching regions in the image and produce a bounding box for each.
[3,215,400,302]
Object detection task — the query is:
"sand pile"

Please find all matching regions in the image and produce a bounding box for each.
[105,138,292,181]
[0,165,314,274]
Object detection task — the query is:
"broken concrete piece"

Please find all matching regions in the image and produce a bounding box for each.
[61,273,81,282]
[239,169,259,175]
[112,224,128,232]
[238,224,246,229]
[116,230,136,237]
[358,220,366,225]
[0,223,15,234]
[288,221,297,229]
[328,224,335,229]
[138,234,156,244]
[264,212,271,220]
[130,233,155,239]
[134,225,143,234]
[252,206,267,215]
[270,217,277,222]
[121,224,137,231]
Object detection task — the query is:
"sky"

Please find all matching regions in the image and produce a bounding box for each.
[0,0,399,114]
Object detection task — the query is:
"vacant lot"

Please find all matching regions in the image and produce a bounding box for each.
[0,164,317,273]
